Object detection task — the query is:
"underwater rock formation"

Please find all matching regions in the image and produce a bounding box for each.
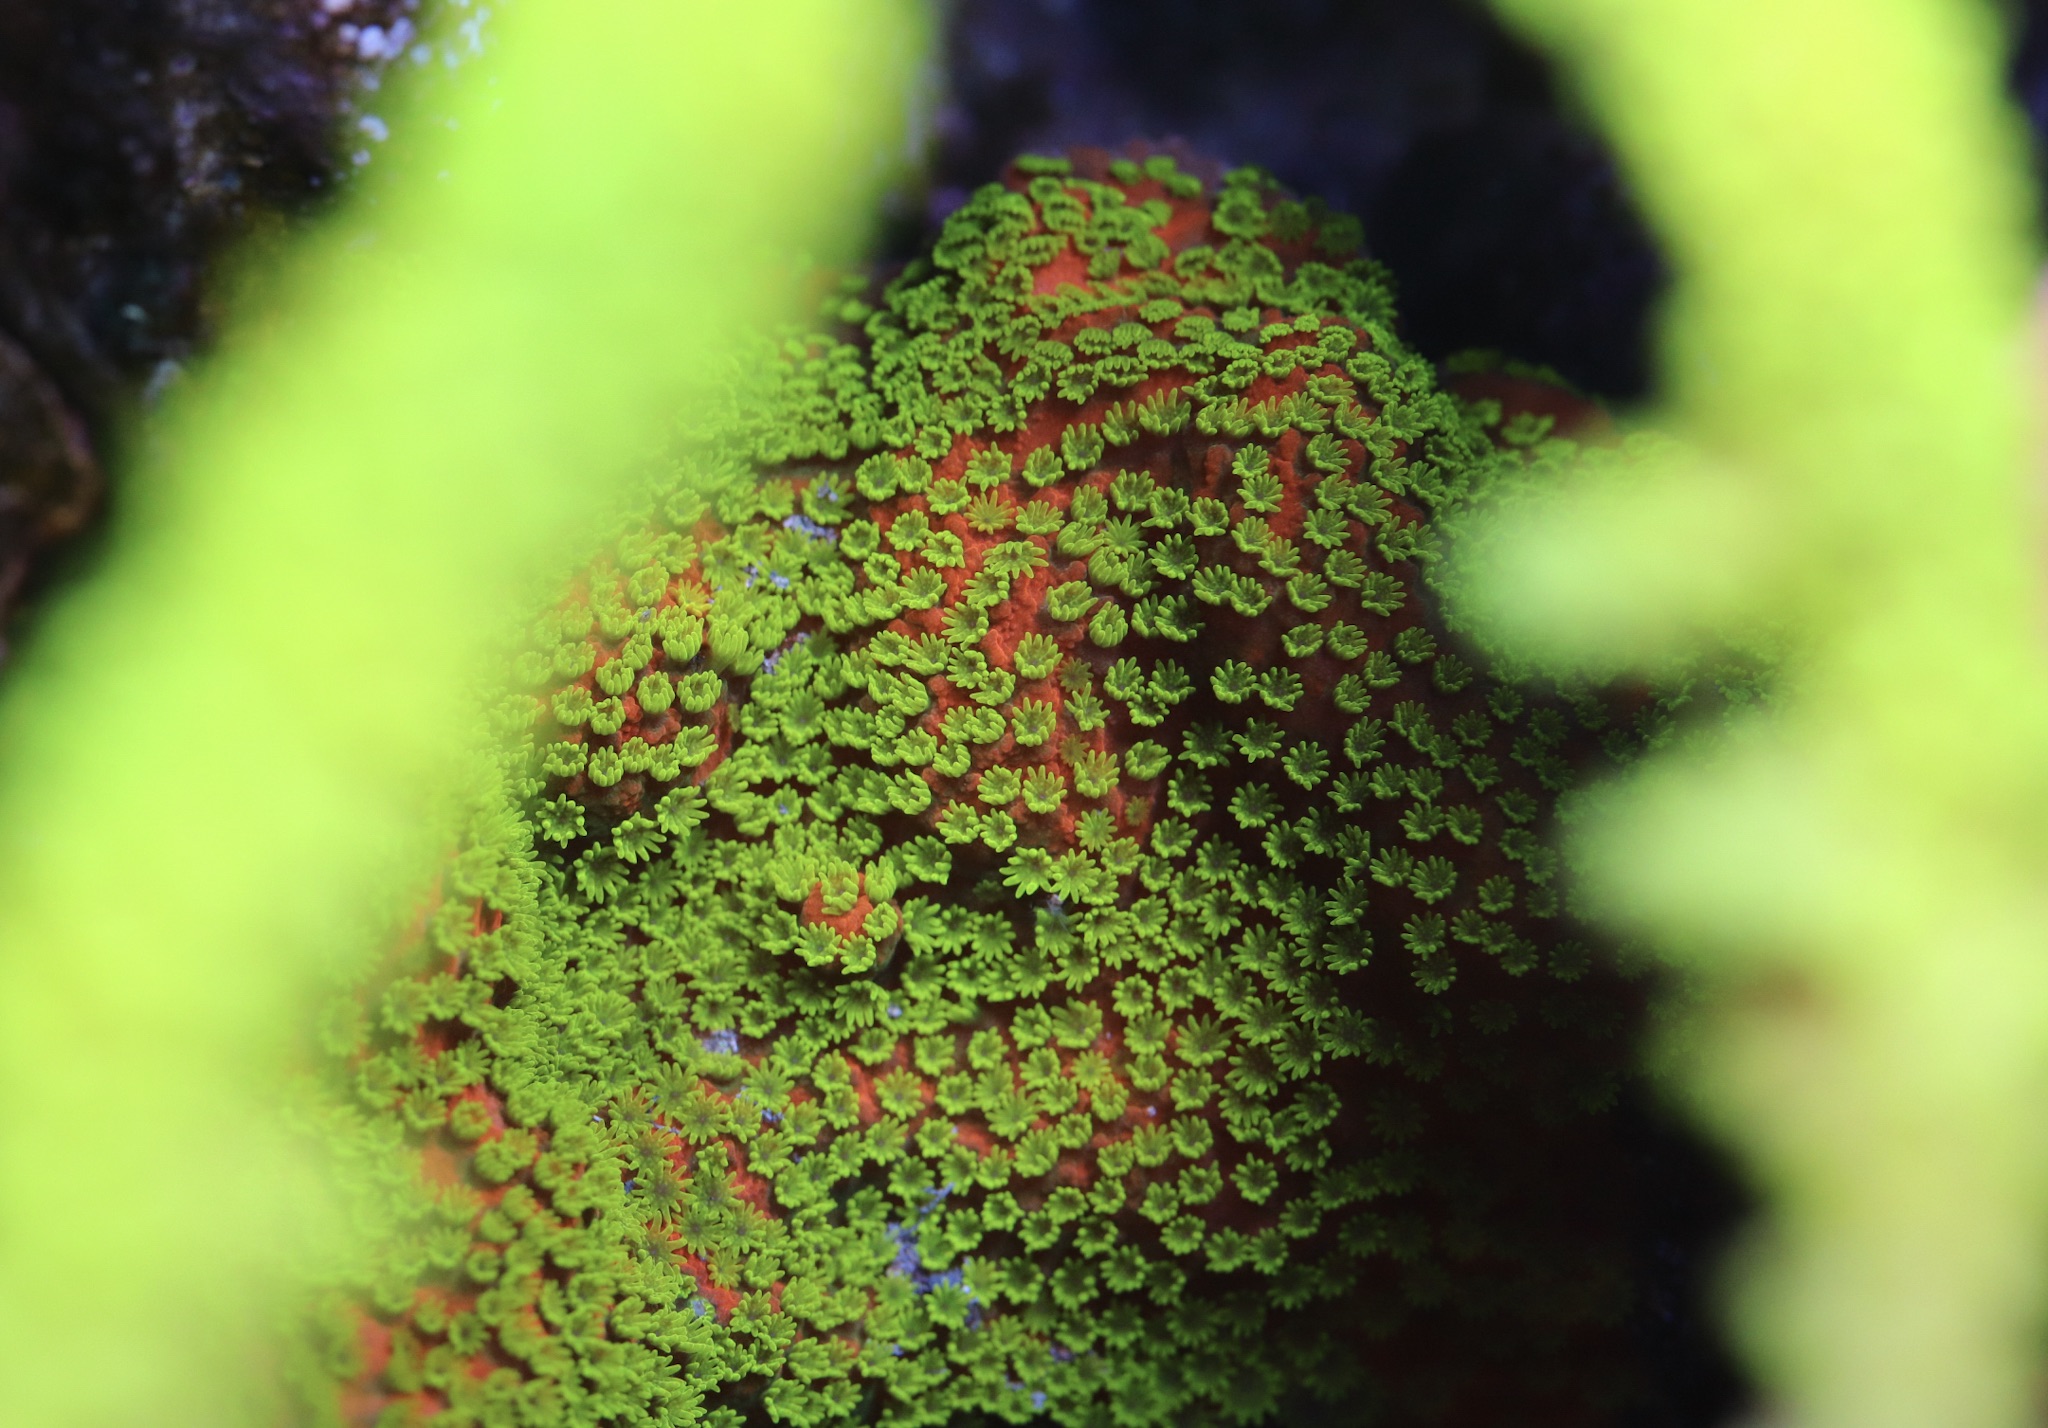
[0,0,451,634]
[309,152,1668,1428]
[0,330,97,651]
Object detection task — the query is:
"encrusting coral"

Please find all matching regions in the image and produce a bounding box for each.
[302,150,1673,1428]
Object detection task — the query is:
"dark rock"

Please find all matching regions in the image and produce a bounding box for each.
[0,329,97,639]
[0,0,425,634]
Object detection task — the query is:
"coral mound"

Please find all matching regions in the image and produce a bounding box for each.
[311,151,1649,1428]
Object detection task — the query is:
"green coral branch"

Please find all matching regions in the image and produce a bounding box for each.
[0,3,929,1424]
[1474,4,2048,1427]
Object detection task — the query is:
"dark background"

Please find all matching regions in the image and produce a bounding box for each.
[5,0,2048,1421]
[924,0,1667,401]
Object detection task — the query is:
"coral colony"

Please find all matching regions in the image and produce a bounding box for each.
[310,152,1660,1428]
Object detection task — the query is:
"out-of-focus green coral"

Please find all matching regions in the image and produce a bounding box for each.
[309,152,1666,1428]
[1465,5,2048,1428]
[0,4,931,1426]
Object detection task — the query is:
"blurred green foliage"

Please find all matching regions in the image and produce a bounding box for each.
[1471,2,2048,1426]
[0,3,927,1424]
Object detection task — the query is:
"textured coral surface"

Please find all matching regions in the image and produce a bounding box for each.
[310,152,1661,1428]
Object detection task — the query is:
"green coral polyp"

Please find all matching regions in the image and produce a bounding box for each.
[315,150,1654,1428]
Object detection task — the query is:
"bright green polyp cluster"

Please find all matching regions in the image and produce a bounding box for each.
[307,152,1654,1428]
